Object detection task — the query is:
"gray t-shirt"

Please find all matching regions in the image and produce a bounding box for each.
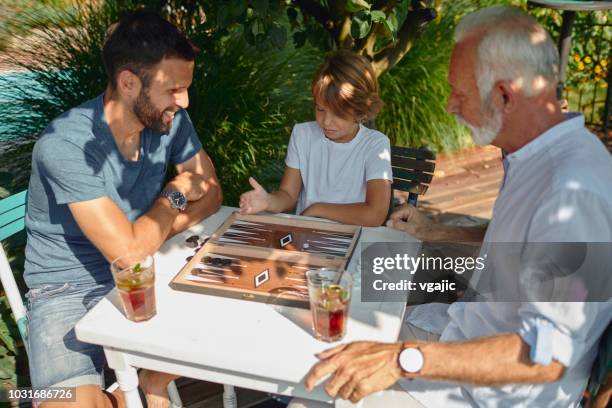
[24,94,202,288]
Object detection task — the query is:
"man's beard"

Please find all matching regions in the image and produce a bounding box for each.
[456,105,502,146]
[133,88,172,133]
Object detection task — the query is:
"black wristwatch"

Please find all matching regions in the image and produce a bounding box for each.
[161,189,187,211]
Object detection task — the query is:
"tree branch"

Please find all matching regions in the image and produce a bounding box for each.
[356,22,384,59]
[338,16,354,48]
[371,7,436,76]
[355,3,394,57]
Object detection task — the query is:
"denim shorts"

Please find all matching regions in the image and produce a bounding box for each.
[26,280,114,388]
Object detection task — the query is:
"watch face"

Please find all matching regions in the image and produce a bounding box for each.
[170,191,187,209]
[399,347,424,373]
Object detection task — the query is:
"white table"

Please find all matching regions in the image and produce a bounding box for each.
[75,207,419,407]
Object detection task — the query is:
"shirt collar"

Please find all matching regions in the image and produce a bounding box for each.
[505,113,584,164]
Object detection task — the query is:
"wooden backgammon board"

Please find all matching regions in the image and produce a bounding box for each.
[169,212,361,308]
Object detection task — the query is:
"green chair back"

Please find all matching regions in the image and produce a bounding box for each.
[390,145,436,209]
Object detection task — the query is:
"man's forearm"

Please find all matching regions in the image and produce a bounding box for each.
[410,333,565,386]
[129,197,180,257]
[426,223,488,242]
[169,184,222,237]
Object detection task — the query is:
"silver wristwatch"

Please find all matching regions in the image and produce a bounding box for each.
[398,347,424,374]
[161,189,187,211]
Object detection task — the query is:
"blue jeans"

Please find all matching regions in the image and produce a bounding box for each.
[26,281,114,388]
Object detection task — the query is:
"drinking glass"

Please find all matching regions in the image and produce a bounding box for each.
[110,253,157,322]
[306,268,352,342]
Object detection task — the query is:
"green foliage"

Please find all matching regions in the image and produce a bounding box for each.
[0,255,23,384]
[0,139,33,197]
[192,1,436,77]
[0,1,322,207]
[377,0,511,151]
[195,1,295,51]
[0,299,16,355]
[189,30,322,204]
[0,230,26,385]
[530,5,610,125]
[0,344,16,383]
[0,0,78,51]
[0,3,114,144]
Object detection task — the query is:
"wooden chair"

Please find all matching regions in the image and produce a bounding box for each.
[390,145,436,212]
[0,190,183,407]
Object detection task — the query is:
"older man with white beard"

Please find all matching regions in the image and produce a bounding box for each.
[289,5,612,408]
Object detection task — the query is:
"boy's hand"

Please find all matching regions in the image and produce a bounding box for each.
[239,177,270,214]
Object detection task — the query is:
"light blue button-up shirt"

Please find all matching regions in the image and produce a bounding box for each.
[404,114,612,407]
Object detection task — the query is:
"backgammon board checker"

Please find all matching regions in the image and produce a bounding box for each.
[170,212,361,308]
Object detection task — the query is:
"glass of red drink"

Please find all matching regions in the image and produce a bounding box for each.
[306,268,352,342]
[110,254,157,322]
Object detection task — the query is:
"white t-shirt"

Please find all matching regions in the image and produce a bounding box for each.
[285,121,393,215]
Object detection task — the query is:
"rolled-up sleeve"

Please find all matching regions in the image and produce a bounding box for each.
[517,301,612,369]
[519,189,612,367]
[518,303,588,366]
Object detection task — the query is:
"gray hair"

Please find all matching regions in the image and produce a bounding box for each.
[454,6,559,101]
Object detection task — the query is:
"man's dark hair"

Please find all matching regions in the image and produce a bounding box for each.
[102,10,200,89]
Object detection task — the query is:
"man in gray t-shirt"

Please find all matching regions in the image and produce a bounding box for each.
[24,11,222,408]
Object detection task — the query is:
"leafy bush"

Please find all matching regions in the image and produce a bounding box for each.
[0,228,27,387]
[0,1,324,205]
[377,0,522,151]
[0,0,78,51]
[530,5,610,126]
[376,8,469,152]
[189,31,322,204]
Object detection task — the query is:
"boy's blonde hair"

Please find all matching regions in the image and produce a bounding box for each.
[311,50,383,121]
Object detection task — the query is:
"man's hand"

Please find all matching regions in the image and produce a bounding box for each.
[387,203,488,241]
[239,177,271,214]
[305,342,403,403]
[169,149,222,236]
[386,203,434,239]
[165,171,207,202]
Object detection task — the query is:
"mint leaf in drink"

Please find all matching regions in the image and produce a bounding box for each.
[133,263,142,272]
[341,289,348,301]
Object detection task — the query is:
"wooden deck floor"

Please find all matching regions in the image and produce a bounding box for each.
[419,133,611,224]
[419,145,503,222]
